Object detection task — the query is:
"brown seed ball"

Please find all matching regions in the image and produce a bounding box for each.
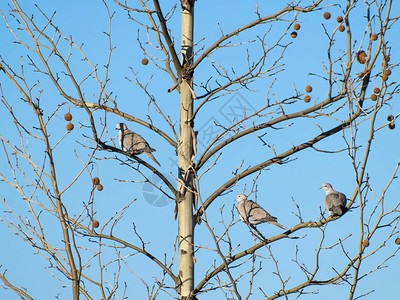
[304,95,311,103]
[373,87,380,94]
[395,238,400,245]
[66,122,74,131]
[64,113,72,121]
[370,94,377,101]
[305,85,313,93]
[293,23,301,30]
[323,12,331,20]
[92,220,100,228]
[141,58,149,65]
[387,115,394,121]
[389,122,395,130]
[371,33,378,41]
[356,50,367,64]
[362,239,369,247]
[385,69,392,76]
[97,184,104,191]
[290,31,297,38]
[382,74,388,81]
[338,25,345,32]
[92,177,100,185]
[336,16,343,23]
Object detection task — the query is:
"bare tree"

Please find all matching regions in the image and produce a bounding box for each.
[1,0,399,299]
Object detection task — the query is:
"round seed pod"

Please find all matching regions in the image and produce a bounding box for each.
[97,184,104,191]
[304,95,311,103]
[370,94,377,101]
[385,69,391,76]
[336,16,343,23]
[387,115,394,121]
[373,87,380,94]
[382,74,388,81]
[293,23,300,30]
[323,12,331,20]
[371,33,378,41]
[388,122,395,130]
[395,238,400,245]
[356,50,367,64]
[66,123,74,131]
[305,85,312,93]
[92,177,100,185]
[141,58,149,65]
[338,25,345,32]
[64,113,72,121]
[92,220,100,228]
[290,31,297,38]
[362,239,369,247]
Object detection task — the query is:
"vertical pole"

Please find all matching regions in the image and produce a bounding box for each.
[178,3,194,299]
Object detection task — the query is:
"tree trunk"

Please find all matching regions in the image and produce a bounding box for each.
[177,3,195,299]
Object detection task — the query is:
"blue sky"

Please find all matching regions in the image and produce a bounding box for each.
[1,0,400,299]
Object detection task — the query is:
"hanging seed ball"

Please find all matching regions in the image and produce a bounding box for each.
[92,177,100,185]
[373,87,381,94]
[305,85,313,93]
[92,220,100,228]
[323,12,331,20]
[387,115,394,121]
[362,239,370,247]
[64,113,72,121]
[382,74,388,81]
[356,50,367,64]
[385,55,390,63]
[97,184,104,191]
[370,94,377,101]
[338,25,345,32]
[395,238,400,245]
[141,58,149,65]
[66,122,74,131]
[385,69,392,76]
[371,33,378,41]
[304,95,311,103]
[336,16,343,23]
[290,31,297,38]
[293,23,301,30]
[388,122,395,130]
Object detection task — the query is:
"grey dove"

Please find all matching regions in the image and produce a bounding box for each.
[320,183,347,217]
[236,194,286,229]
[116,123,161,166]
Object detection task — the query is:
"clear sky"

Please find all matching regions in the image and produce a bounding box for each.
[1,0,399,299]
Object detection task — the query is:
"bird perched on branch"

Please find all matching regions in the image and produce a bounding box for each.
[235,194,287,229]
[115,123,161,166]
[320,183,347,217]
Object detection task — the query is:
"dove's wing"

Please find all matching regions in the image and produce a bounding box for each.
[128,131,148,153]
[236,198,287,229]
[242,200,273,224]
[119,128,161,166]
[325,192,347,216]
[250,201,287,229]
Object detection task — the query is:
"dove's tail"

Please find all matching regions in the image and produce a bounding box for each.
[144,151,161,166]
[269,221,287,230]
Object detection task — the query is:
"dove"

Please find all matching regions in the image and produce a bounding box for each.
[115,123,161,166]
[320,183,347,217]
[235,194,286,229]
